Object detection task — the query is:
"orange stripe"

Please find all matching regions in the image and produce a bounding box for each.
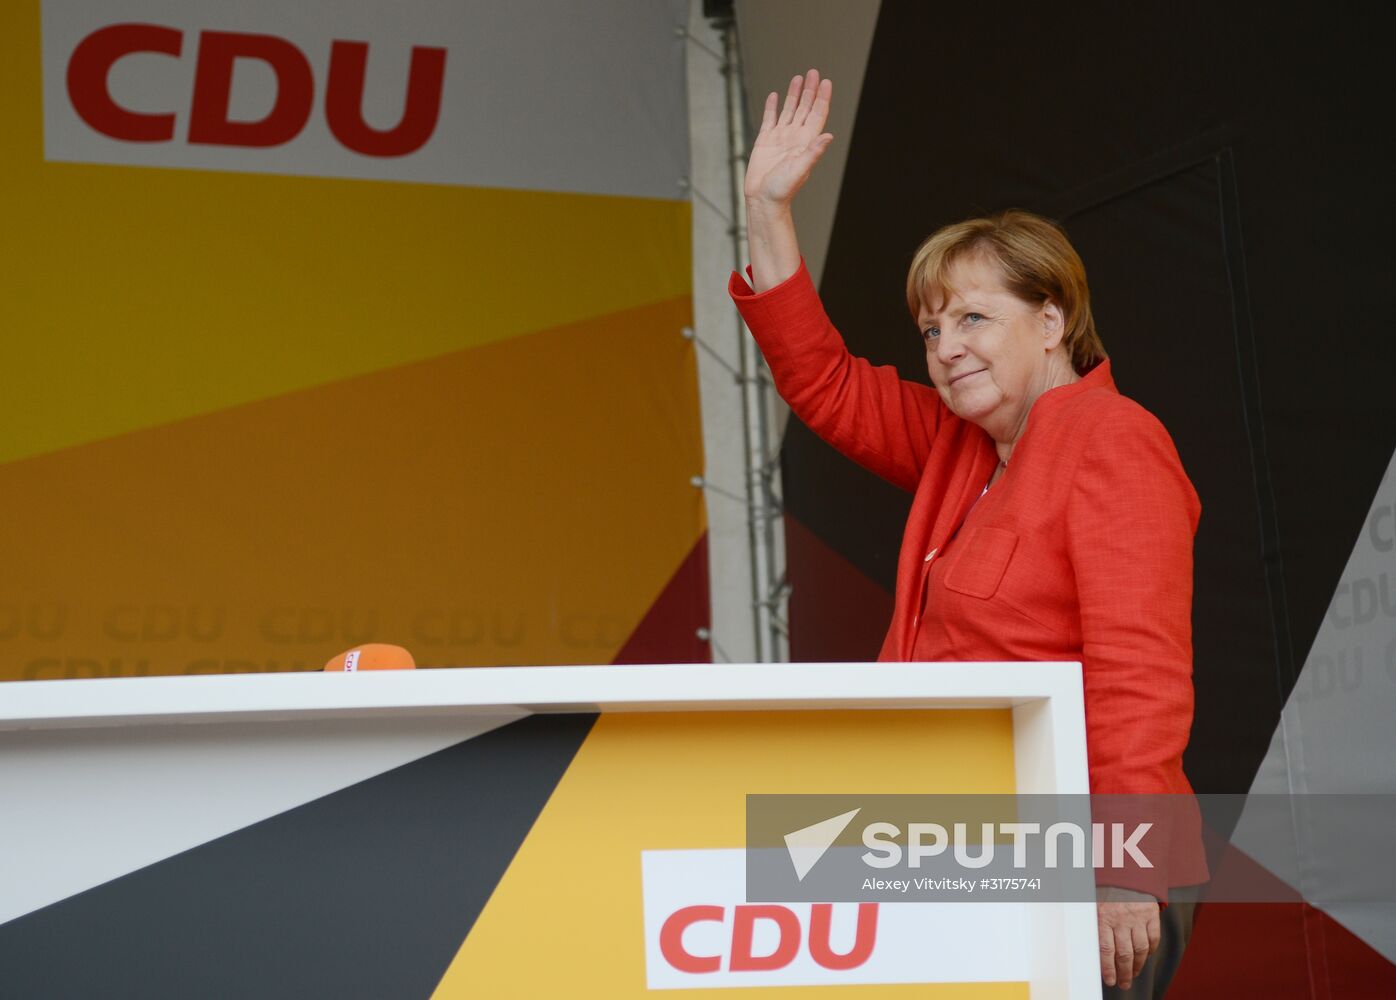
[0,297,702,680]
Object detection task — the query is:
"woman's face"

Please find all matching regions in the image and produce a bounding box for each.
[916,254,1066,443]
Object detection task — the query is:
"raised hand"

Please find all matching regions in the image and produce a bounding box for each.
[743,70,833,290]
[744,69,834,208]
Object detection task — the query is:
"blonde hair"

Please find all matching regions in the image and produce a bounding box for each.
[905,209,1106,372]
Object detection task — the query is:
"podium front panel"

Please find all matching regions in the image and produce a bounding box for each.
[0,663,1097,998]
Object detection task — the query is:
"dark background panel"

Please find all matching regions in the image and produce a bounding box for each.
[788,0,1396,795]
[0,713,595,1000]
[1060,158,1283,792]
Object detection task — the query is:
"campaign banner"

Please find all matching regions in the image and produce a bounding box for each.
[40,0,688,198]
[6,0,703,681]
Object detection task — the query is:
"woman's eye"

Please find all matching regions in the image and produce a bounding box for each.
[923,327,940,340]
[965,312,983,324]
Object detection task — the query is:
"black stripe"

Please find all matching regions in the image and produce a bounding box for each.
[0,712,596,999]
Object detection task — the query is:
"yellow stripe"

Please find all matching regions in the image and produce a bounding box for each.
[432,710,1023,998]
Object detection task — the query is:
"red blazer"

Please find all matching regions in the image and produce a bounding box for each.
[731,263,1204,886]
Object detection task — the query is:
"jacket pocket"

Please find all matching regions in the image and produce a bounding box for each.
[943,527,1018,600]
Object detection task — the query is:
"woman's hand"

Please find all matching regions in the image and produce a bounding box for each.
[743,69,833,291]
[744,69,834,207]
[1097,891,1161,990]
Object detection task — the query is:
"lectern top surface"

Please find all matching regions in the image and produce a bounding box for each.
[0,661,1083,732]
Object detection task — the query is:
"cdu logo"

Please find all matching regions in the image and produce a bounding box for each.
[63,23,445,157]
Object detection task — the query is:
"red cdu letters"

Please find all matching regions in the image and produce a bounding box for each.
[806,903,878,970]
[660,903,881,976]
[659,905,724,974]
[728,905,802,972]
[325,41,447,157]
[66,23,183,142]
[188,31,314,147]
[67,23,446,155]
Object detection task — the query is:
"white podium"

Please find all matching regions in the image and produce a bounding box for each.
[0,663,1099,999]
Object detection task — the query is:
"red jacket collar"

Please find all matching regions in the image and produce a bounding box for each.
[1039,357,1116,407]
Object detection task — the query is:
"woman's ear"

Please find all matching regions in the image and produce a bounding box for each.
[1042,300,1066,350]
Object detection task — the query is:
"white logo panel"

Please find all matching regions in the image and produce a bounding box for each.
[640,848,1032,990]
[39,0,688,199]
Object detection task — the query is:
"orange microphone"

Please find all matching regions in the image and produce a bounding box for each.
[323,643,417,672]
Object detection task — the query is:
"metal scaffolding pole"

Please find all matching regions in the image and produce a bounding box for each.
[684,0,788,664]
[720,15,789,663]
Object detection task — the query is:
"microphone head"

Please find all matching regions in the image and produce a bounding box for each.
[323,643,416,672]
